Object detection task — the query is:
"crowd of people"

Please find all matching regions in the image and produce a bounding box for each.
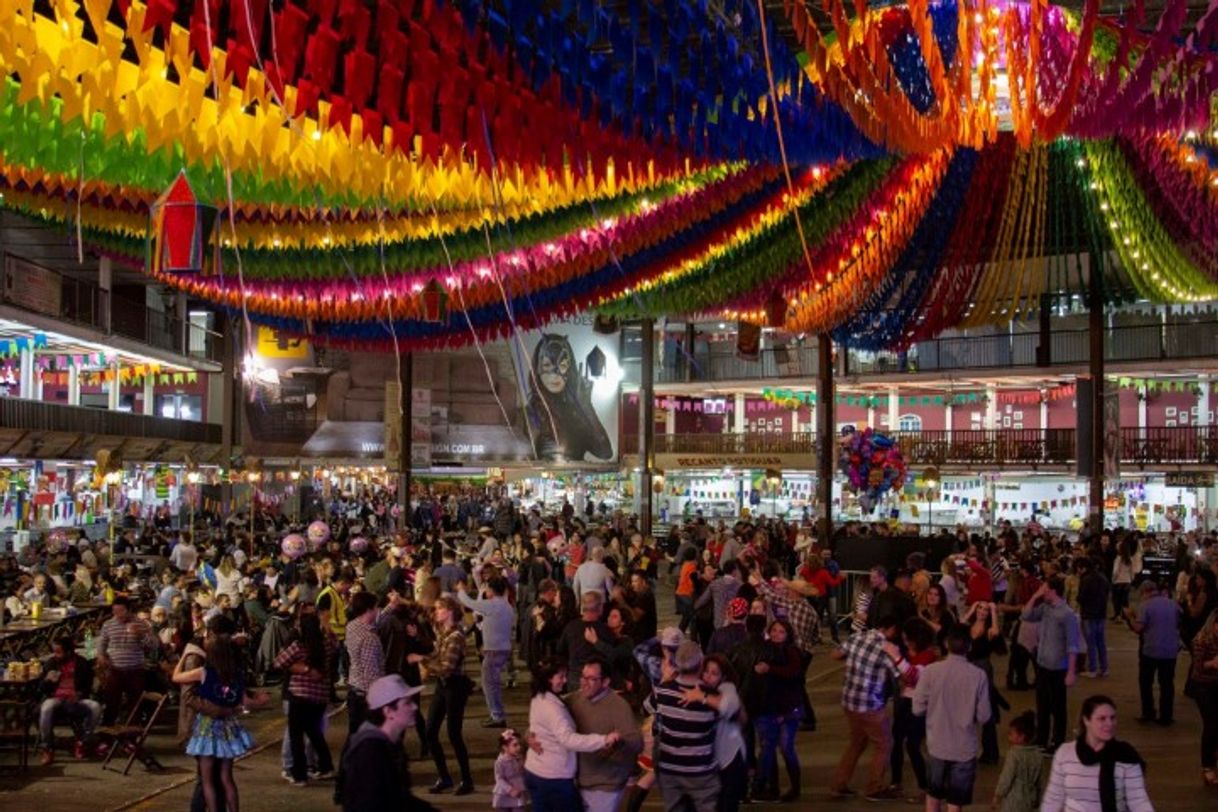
[2,489,1218,812]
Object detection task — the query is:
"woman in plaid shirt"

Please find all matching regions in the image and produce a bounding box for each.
[273,613,338,786]
[408,595,474,795]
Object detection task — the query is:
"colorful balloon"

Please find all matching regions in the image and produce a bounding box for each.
[281,534,307,560]
[306,520,330,551]
[349,536,369,554]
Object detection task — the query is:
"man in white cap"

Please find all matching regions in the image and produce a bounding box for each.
[337,674,436,812]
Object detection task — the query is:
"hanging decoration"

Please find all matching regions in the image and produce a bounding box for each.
[0,0,1215,352]
[149,172,219,275]
[838,427,908,513]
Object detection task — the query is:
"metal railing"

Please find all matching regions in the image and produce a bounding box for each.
[657,321,1218,382]
[624,425,1218,467]
[0,398,221,444]
[2,253,222,362]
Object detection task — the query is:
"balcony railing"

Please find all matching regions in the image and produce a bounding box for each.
[0,398,221,444]
[658,321,1218,383]
[624,426,1218,468]
[3,253,222,362]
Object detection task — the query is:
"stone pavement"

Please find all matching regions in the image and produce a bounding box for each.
[1,614,1213,811]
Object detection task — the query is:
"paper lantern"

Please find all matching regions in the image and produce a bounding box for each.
[306,520,331,551]
[281,534,307,560]
[349,536,369,554]
[736,321,761,358]
[420,279,448,323]
[149,171,218,275]
[766,290,787,328]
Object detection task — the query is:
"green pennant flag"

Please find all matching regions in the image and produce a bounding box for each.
[186,372,198,384]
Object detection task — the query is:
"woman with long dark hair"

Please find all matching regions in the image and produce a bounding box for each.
[751,619,804,802]
[1183,570,1218,650]
[1189,608,1218,786]
[920,583,957,652]
[1111,541,1137,620]
[1042,695,1152,812]
[272,612,337,785]
[408,595,474,795]
[523,656,618,811]
[173,628,255,812]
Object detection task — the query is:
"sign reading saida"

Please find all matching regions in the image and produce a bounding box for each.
[1165,471,1215,488]
[256,326,309,359]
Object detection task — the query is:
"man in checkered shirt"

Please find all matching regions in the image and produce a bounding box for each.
[828,612,910,801]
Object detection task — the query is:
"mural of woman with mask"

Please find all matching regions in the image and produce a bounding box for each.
[527,334,613,462]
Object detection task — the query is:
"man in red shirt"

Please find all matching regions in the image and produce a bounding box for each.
[38,636,100,764]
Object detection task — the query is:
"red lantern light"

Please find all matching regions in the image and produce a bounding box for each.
[766,290,787,328]
[149,171,218,275]
[420,279,448,323]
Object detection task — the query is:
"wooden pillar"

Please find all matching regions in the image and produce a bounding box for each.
[99,255,112,333]
[816,333,835,545]
[639,319,655,536]
[684,322,696,383]
[1088,258,1105,529]
[220,316,235,514]
[1037,292,1053,367]
[397,352,413,511]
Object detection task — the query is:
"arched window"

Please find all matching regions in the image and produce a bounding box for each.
[898,414,923,432]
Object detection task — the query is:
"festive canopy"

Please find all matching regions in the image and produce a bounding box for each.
[2,0,1218,350]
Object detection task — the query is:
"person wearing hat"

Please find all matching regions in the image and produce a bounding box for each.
[336,674,436,812]
[708,597,751,656]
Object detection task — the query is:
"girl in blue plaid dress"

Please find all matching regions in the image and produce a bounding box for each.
[173,629,255,812]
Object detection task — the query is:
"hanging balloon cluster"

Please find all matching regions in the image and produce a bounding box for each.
[838,427,907,514]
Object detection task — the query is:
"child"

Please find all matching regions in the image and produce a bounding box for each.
[493,728,526,809]
[992,711,1043,812]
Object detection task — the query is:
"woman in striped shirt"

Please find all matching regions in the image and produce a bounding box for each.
[1041,695,1154,812]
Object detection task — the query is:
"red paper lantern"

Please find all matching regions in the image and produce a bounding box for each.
[766,289,787,328]
[420,280,448,323]
[149,172,218,275]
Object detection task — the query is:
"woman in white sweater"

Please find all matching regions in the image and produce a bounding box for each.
[524,657,621,812]
[1041,695,1154,812]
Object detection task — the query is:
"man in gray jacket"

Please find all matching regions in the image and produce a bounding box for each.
[457,576,514,728]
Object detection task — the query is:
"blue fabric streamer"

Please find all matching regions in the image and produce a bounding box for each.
[832,148,977,350]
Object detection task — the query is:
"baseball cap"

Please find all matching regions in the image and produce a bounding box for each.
[659,626,684,649]
[727,597,749,620]
[367,674,423,710]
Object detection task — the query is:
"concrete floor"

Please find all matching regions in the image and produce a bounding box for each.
[2,609,1213,811]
